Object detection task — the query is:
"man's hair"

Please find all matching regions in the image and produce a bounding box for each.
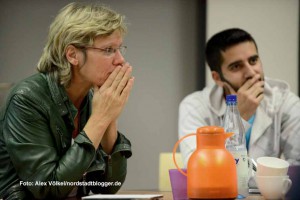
[37,2,127,87]
[205,28,258,73]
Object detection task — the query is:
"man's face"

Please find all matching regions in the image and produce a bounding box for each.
[218,41,264,91]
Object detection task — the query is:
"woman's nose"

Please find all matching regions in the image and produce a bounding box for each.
[113,50,125,66]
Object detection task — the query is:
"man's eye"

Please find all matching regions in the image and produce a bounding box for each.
[229,64,240,71]
[249,57,258,65]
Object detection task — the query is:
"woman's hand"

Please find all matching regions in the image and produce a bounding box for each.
[93,63,134,124]
[84,63,134,148]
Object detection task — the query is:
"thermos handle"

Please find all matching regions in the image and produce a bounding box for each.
[172,133,196,177]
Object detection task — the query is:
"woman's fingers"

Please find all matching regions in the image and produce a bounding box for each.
[101,65,122,91]
[120,77,134,100]
[110,63,132,94]
[92,63,133,122]
[116,67,132,95]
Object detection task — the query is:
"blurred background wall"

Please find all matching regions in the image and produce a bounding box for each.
[0,0,299,190]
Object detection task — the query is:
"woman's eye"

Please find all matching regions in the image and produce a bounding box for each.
[105,48,114,54]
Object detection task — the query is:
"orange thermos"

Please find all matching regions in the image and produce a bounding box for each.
[173,126,238,199]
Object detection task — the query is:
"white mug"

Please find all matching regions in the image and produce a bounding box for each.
[256,157,289,176]
[255,175,292,200]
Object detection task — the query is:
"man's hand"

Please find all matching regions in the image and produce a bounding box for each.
[222,74,264,121]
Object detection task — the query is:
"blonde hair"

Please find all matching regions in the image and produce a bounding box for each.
[37,2,127,87]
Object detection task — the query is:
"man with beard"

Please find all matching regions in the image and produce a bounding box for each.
[178,28,300,166]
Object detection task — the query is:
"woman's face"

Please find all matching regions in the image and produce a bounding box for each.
[76,30,125,88]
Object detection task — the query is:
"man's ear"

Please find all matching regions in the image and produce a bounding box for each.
[211,71,223,87]
[65,45,79,66]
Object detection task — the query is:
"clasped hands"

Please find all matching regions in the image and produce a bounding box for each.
[84,63,134,149]
[93,63,134,124]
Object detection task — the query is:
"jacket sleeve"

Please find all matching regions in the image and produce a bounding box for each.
[85,132,132,194]
[3,94,96,199]
[280,92,300,165]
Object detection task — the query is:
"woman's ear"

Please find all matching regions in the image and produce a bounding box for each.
[211,71,223,87]
[65,45,79,66]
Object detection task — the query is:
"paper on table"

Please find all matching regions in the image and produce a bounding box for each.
[82,194,163,200]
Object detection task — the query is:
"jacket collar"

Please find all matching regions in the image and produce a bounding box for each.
[249,106,272,146]
[208,84,226,117]
[44,72,91,125]
[44,72,69,116]
[250,77,289,146]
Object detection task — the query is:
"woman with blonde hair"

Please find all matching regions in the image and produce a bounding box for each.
[0,2,134,199]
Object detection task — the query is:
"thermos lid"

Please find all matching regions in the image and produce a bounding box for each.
[197,126,225,134]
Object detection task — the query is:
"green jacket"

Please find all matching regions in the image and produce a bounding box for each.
[0,73,132,199]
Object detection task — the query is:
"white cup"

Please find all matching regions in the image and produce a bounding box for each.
[256,157,289,176]
[255,175,292,200]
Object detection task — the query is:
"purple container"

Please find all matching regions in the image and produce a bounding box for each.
[286,165,300,200]
[169,169,188,200]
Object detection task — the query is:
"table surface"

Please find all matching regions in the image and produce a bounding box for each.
[118,190,264,200]
[66,190,264,200]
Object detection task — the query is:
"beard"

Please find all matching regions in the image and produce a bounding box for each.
[219,72,265,92]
